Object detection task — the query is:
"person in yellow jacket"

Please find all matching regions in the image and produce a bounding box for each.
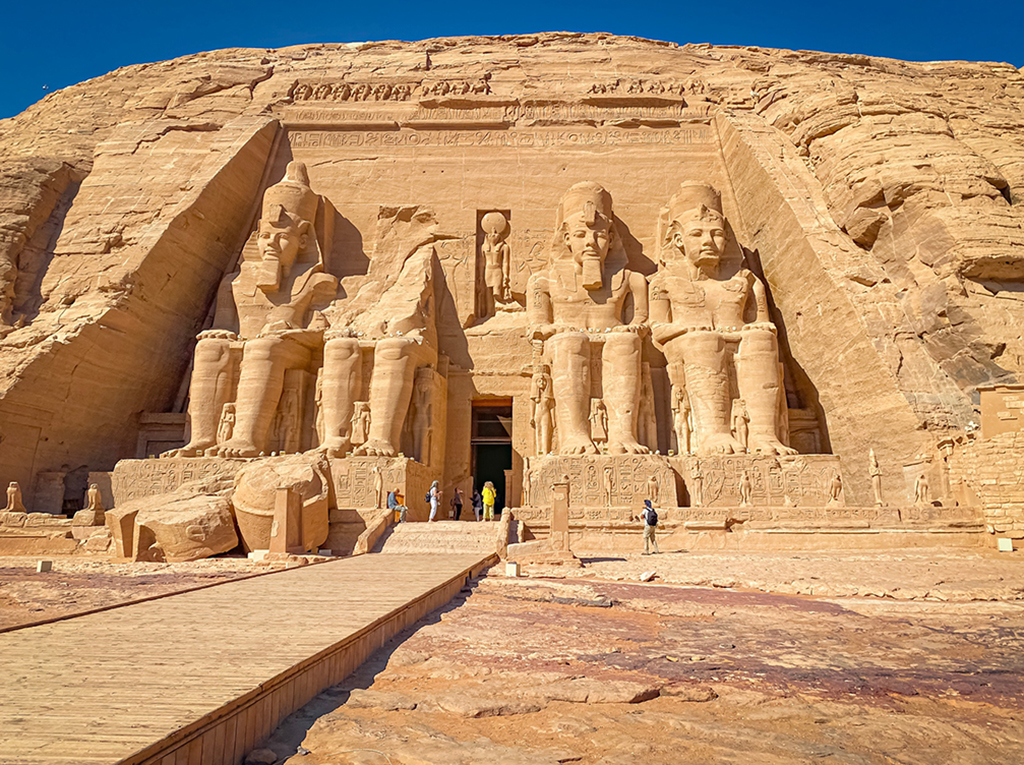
[482,481,496,521]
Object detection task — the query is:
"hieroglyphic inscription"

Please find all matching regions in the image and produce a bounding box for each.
[674,454,843,507]
[329,456,434,517]
[522,454,677,518]
[288,127,713,149]
[285,103,701,126]
[110,458,244,505]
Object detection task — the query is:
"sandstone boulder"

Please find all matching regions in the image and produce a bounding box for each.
[133,495,238,562]
[232,453,330,553]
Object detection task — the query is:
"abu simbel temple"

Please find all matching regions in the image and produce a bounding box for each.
[2,33,1024,561]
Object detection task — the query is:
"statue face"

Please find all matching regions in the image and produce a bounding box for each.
[672,213,726,270]
[257,219,307,271]
[563,214,611,266]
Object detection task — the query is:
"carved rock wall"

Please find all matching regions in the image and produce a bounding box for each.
[0,35,1021,509]
[0,118,276,503]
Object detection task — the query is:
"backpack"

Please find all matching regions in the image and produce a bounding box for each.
[646,507,658,526]
[425,491,432,504]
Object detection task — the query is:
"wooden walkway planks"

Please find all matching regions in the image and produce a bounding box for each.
[0,553,491,765]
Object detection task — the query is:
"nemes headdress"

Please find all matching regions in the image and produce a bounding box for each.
[261,161,318,227]
[667,182,723,223]
[555,181,614,230]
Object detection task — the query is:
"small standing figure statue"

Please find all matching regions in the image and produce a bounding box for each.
[590,399,609,447]
[372,465,384,509]
[480,211,511,318]
[216,403,236,447]
[531,364,555,455]
[915,472,930,505]
[828,472,843,505]
[689,460,704,506]
[5,481,27,513]
[731,399,750,453]
[85,483,104,512]
[603,466,614,507]
[314,368,325,446]
[522,457,533,506]
[351,402,371,448]
[275,388,299,454]
[672,386,691,455]
[648,474,661,505]
[738,470,752,507]
[869,448,883,506]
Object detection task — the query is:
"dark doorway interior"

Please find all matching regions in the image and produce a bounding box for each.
[471,401,513,511]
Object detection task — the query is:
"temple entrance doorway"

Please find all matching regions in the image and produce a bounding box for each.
[471,400,513,513]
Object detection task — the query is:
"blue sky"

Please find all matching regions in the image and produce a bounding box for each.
[1,0,1021,120]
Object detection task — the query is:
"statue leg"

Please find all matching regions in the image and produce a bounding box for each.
[549,331,597,455]
[737,328,797,456]
[669,331,740,456]
[602,332,648,455]
[219,337,310,458]
[356,338,431,457]
[321,334,362,458]
[169,335,236,456]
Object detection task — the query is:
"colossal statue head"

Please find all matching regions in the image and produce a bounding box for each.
[555,182,615,291]
[256,161,317,292]
[665,182,727,274]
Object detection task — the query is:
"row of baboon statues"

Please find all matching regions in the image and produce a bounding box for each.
[169,162,796,462]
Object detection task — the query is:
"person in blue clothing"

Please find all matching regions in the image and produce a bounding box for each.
[637,498,660,555]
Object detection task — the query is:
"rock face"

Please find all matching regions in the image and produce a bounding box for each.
[0,34,1021,526]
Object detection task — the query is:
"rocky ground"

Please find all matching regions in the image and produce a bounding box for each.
[245,549,1024,765]
[0,555,256,630]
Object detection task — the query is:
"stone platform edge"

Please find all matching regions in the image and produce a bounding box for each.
[121,553,496,765]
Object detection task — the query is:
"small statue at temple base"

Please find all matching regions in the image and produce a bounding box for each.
[4,481,27,513]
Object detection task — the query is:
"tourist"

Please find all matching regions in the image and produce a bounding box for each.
[387,488,407,523]
[482,481,496,522]
[428,480,441,522]
[450,487,464,521]
[471,488,483,521]
[637,499,661,555]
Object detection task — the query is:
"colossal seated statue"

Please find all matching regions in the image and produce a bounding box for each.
[650,182,794,457]
[170,162,337,458]
[527,182,649,455]
[318,211,440,459]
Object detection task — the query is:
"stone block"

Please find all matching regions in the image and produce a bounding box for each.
[133,495,239,562]
[997,537,1014,552]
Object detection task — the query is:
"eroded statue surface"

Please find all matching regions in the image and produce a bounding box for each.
[651,182,794,458]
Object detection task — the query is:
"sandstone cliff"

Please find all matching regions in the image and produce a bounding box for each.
[0,34,1021,506]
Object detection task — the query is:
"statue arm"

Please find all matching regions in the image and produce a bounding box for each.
[627,272,649,327]
[749,273,772,326]
[527,274,555,338]
[210,270,240,333]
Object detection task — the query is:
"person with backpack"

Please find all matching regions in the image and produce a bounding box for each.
[638,498,660,555]
[427,481,441,522]
[471,488,483,521]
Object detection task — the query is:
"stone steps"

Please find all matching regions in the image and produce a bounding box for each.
[377,521,500,555]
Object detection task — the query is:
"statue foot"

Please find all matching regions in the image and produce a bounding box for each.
[216,439,260,458]
[354,439,397,458]
[748,436,798,457]
[163,441,213,458]
[320,437,353,459]
[559,438,599,456]
[607,439,650,455]
[699,433,745,456]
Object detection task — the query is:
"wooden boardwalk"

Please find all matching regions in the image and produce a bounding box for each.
[0,553,492,765]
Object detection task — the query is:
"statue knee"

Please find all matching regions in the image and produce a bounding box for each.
[739,328,777,355]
